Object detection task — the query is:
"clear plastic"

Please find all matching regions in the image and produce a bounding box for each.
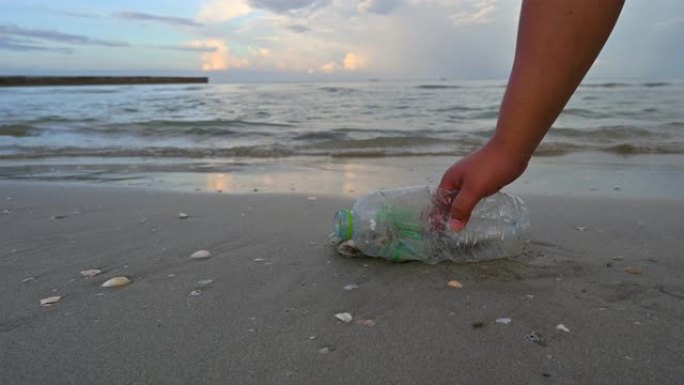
[333,185,530,264]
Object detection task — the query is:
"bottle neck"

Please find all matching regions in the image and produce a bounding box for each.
[334,209,354,240]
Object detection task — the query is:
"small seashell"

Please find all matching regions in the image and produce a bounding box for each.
[22,277,35,283]
[624,266,642,275]
[253,258,265,262]
[447,280,463,289]
[336,240,362,257]
[101,276,131,288]
[178,212,189,219]
[343,284,359,291]
[496,317,512,325]
[556,324,570,333]
[190,250,211,260]
[308,335,317,340]
[575,226,587,231]
[318,346,331,354]
[197,279,214,286]
[190,290,202,296]
[40,296,61,306]
[334,312,353,323]
[306,196,317,201]
[80,269,102,278]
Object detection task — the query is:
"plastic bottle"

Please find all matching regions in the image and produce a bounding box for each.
[333,185,530,264]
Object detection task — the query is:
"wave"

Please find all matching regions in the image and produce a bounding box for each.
[0,124,41,137]
[416,84,462,90]
[604,142,684,155]
[551,125,658,139]
[82,119,294,137]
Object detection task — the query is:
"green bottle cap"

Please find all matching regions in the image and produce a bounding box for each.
[333,209,354,240]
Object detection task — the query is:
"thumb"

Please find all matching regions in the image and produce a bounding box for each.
[449,188,481,231]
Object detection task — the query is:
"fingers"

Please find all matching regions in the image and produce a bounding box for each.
[449,187,481,231]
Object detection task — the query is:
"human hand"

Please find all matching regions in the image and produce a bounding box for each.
[438,140,529,231]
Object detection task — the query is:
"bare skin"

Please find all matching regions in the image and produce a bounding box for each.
[439,0,625,230]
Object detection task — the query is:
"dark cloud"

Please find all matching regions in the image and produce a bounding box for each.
[154,45,217,53]
[0,24,128,47]
[0,36,73,53]
[287,24,311,33]
[249,0,330,14]
[113,11,204,27]
[359,0,402,15]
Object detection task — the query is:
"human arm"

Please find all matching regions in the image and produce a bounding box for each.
[439,0,624,230]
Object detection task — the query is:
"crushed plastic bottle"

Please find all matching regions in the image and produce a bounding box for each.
[333,185,530,264]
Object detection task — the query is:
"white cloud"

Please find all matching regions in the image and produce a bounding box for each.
[188,39,248,70]
[197,0,253,23]
[342,52,366,71]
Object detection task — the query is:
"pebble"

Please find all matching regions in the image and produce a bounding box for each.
[575,226,587,231]
[190,250,211,260]
[496,317,512,325]
[556,324,571,333]
[334,312,353,323]
[526,331,547,346]
[80,269,102,278]
[355,319,377,327]
[308,335,317,340]
[101,276,131,288]
[40,296,61,306]
[319,346,331,354]
[190,290,202,296]
[447,279,463,289]
[624,266,642,275]
[178,213,189,219]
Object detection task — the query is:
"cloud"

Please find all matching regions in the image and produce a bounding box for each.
[0,36,73,53]
[154,44,218,53]
[249,0,331,14]
[197,0,253,23]
[113,11,204,27]
[357,0,403,15]
[286,24,311,33]
[187,39,249,70]
[342,52,366,71]
[449,0,497,25]
[0,24,128,47]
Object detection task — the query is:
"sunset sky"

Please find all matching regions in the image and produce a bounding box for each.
[1,0,682,81]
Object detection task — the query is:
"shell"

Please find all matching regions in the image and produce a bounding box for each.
[334,312,353,323]
[624,266,642,275]
[101,276,131,288]
[343,284,359,291]
[495,317,512,325]
[190,290,202,296]
[556,324,570,333]
[447,280,463,289]
[197,279,214,286]
[40,296,61,306]
[178,212,189,219]
[80,269,102,277]
[190,250,211,260]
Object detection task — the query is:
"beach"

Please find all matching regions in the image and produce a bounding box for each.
[1,178,683,385]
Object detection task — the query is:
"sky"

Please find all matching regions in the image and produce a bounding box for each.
[0,0,682,81]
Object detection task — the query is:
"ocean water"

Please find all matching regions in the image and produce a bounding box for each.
[0,79,683,196]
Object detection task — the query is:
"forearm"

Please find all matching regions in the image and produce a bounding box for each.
[493,0,624,160]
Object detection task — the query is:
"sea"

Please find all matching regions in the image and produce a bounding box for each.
[1,79,683,197]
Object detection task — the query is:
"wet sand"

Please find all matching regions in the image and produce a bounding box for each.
[1,181,683,384]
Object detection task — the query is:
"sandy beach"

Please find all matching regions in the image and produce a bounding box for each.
[1,181,683,385]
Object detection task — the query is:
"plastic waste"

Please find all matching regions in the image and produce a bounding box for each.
[333,185,530,264]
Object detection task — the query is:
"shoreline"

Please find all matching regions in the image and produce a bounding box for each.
[0,76,208,87]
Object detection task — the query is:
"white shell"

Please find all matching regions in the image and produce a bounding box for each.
[101,276,131,288]
[190,290,202,296]
[334,312,353,323]
[306,196,317,201]
[190,250,211,260]
[343,284,359,291]
[40,296,61,306]
[447,280,463,289]
[556,324,570,333]
[80,269,102,277]
[495,317,512,325]
[179,213,189,219]
[197,279,214,286]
